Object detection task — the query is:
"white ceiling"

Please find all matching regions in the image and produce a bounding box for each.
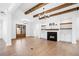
[0,3,11,11]
[18,3,38,12]
[18,3,64,14]
[32,3,79,16]
[0,3,21,14]
[0,3,37,15]
[0,3,79,17]
[18,3,79,16]
[32,3,63,15]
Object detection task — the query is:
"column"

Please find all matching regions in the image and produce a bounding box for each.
[72,17,77,44]
[2,14,12,46]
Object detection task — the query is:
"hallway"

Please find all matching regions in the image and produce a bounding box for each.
[0,37,79,56]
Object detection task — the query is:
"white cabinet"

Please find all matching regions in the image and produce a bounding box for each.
[59,30,72,42]
[40,31,47,39]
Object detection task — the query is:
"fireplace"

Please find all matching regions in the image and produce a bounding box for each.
[47,32,57,41]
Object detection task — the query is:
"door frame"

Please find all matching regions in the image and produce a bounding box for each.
[16,24,26,39]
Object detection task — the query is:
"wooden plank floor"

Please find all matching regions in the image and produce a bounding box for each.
[0,37,79,56]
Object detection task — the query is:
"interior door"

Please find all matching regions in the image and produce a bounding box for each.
[16,24,26,39]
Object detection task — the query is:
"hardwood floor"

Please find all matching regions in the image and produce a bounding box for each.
[0,37,79,56]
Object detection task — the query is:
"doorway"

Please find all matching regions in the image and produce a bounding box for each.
[16,24,26,39]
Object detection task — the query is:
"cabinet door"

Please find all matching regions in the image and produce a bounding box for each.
[60,30,72,42]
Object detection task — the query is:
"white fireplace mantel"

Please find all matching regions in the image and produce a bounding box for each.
[40,29,60,41]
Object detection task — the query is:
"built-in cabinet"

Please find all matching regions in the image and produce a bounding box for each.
[40,21,72,42]
[59,22,72,42]
[60,22,72,29]
[59,30,72,42]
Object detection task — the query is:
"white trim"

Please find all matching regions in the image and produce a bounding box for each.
[6,42,12,46]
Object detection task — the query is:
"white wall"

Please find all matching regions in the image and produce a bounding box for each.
[2,14,12,45]
[0,20,2,39]
[11,9,36,38]
[0,14,13,46]
[33,22,41,38]
[76,17,79,40]
[26,22,35,36]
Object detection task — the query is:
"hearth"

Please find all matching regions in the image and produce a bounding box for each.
[47,32,57,41]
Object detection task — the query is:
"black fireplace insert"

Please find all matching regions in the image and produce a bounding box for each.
[47,32,57,41]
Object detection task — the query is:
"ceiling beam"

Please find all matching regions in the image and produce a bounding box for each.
[50,7,79,17]
[33,3,76,17]
[24,3,48,15]
[39,7,79,20]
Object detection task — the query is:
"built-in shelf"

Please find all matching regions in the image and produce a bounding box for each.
[41,25,46,27]
[41,28,72,30]
[60,22,72,25]
[60,28,72,30]
[41,29,59,30]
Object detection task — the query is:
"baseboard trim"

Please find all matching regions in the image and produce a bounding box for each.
[26,36,35,38]
[12,38,16,40]
[40,38,47,40]
[12,36,35,40]
[58,40,72,44]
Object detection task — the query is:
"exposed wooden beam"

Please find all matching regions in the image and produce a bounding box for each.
[39,7,79,20]
[24,3,48,15]
[60,22,72,25]
[50,7,79,17]
[33,3,76,17]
